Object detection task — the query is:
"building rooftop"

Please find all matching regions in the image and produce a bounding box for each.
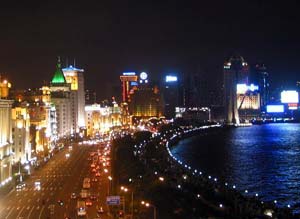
[62,65,84,72]
[52,58,67,84]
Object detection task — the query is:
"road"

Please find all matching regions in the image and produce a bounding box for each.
[0,141,112,219]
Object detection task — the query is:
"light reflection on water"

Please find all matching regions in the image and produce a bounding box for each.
[171,123,300,208]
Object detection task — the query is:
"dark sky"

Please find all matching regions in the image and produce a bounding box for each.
[0,0,299,100]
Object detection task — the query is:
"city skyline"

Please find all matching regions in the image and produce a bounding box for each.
[0,1,300,99]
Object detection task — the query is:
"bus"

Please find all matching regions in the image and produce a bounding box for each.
[77,200,87,216]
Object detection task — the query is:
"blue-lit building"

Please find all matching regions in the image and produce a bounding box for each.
[161,74,183,119]
[254,63,270,111]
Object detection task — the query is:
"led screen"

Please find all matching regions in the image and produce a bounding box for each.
[281,90,299,103]
[266,105,284,113]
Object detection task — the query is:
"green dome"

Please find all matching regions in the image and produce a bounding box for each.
[51,57,66,84]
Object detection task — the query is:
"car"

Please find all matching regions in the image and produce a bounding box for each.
[90,194,97,200]
[71,193,77,199]
[34,180,41,186]
[85,199,92,206]
[91,168,96,173]
[97,206,104,214]
[95,172,100,177]
[91,163,95,168]
[16,182,26,191]
[91,178,98,182]
[57,200,64,206]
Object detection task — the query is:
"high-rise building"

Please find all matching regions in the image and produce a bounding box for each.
[120,72,138,103]
[162,74,182,119]
[129,73,164,120]
[50,59,72,137]
[62,64,85,132]
[223,55,249,124]
[254,63,269,110]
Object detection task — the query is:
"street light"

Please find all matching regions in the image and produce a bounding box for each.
[158,176,164,182]
[108,176,112,195]
[120,186,134,218]
[141,200,157,219]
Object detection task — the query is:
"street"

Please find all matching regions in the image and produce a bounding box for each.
[0,142,111,219]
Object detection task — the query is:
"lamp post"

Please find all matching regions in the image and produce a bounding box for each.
[108,176,112,195]
[120,186,134,218]
[141,201,156,219]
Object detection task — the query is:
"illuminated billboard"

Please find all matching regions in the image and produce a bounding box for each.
[237,84,259,94]
[288,103,298,110]
[123,72,136,76]
[166,75,178,82]
[130,81,138,86]
[266,105,284,113]
[281,90,299,103]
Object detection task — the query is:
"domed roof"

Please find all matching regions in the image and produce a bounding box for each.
[51,57,66,84]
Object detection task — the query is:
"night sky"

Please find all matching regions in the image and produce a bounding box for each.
[1,0,299,100]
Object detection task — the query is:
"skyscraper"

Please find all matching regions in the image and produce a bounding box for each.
[62,64,85,132]
[223,55,249,124]
[120,72,138,103]
[162,74,182,119]
[254,63,269,110]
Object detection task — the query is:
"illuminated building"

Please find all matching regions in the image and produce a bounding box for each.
[10,86,56,156]
[120,72,138,103]
[62,64,85,131]
[85,102,122,137]
[11,107,31,164]
[0,98,13,186]
[0,78,12,98]
[50,59,72,137]
[129,73,164,120]
[28,101,54,156]
[223,55,249,124]
[237,84,261,120]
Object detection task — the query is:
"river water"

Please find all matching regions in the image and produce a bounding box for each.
[171,123,300,209]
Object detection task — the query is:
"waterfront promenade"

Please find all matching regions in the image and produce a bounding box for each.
[111,124,297,218]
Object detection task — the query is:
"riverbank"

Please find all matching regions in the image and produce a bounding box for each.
[111,124,298,218]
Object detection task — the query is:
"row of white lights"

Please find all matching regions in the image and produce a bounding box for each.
[159,125,293,211]
[133,125,294,214]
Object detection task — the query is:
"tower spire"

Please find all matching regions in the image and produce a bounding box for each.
[57,56,61,69]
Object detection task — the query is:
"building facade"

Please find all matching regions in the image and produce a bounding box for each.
[120,72,138,103]
[11,107,31,164]
[85,103,122,137]
[223,55,249,124]
[0,99,13,186]
[62,65,85,132]
[50,59,72,137]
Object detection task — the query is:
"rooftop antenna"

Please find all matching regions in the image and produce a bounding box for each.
[74,58,76,67]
